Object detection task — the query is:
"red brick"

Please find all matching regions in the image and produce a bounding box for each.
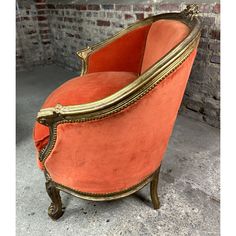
[42,41,50,45]
[88,4,100,11]
[210,30,220,40]
[41,34,49,39]
[125,14,134,20]
[36,4,46,10]
[23,17,30,21]
[64,17,73,23]
[37,16,47,21]
[133,4,152,12]
[39,29,49,34]
[27,30,37,35]
[75,4,87,10]
[213,3,220,14]
[35,0,46,3]
[136,13,144,20]
[47,4,55,9]
[97,20,110,26]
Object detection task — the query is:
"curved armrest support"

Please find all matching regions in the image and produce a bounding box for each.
[38,5,201,127]
[76,46,93,76]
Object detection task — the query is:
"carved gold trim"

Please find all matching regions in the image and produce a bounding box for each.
[36,5,201,206]
[51,168,158,201]
[38,14,201,125]
[76,46,92,76]
[37,5,201,162]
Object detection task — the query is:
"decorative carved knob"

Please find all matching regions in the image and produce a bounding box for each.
[77,46,92,59]
[54,103,63,113]
[182,4,200,20]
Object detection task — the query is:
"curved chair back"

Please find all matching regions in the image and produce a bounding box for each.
[36,5,201,195]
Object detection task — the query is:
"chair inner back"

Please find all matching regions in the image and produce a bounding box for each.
[141,19,190,73]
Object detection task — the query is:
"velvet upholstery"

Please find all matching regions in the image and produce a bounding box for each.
[141,20,190,72]
[44,50,197,194]
[87,24,151,74]
[34,71,138,155]
[34,18,197,194]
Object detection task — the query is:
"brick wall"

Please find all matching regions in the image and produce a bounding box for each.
[16,1,220,128]
[16,0,54,71]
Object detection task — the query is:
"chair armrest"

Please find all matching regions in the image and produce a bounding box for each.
[38,7,201,126]
[76,22,151,75]
[76,46,93,76]
[37,42,200,127]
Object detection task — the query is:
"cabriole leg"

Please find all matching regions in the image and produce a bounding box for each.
[150,167,161,209]
[45,180,64,220]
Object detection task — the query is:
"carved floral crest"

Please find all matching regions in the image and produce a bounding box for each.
[182,4,200,20]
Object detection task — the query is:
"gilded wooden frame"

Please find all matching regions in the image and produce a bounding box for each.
[36,5,201,220]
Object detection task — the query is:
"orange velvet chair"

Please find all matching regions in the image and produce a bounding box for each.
[34,5,201,220]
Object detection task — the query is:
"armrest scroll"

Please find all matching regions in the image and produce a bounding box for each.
[76,46,93,76]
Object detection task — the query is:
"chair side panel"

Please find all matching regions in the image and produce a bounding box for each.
[45,49,197,194]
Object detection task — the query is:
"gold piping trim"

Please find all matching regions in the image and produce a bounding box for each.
[37,6,201,202]
[39,34,199,162]
[50,170,156,201]
[37,25,201,122]
[37,5,201,173]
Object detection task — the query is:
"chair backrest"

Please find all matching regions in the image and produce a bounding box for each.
[141,19,190,73]
[87,24,151,74]
[86,19,190,75]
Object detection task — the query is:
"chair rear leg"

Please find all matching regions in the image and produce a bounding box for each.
[150,167,161,209]
[45,180,64,220]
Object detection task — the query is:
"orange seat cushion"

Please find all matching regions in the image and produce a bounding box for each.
[34,71,138,153]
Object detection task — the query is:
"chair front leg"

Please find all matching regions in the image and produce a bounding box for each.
[150,167,161,209]
[45,179,64,220]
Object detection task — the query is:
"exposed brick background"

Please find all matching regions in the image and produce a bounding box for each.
[16,0,54,71]
[16,0,220,128]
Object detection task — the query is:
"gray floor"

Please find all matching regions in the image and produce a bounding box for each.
[16,64,220,236]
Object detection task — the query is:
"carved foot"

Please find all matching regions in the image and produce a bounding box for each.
[150,167,161,209]
[45,180,64,220]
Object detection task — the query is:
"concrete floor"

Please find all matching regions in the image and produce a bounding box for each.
[16,64,220,236]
